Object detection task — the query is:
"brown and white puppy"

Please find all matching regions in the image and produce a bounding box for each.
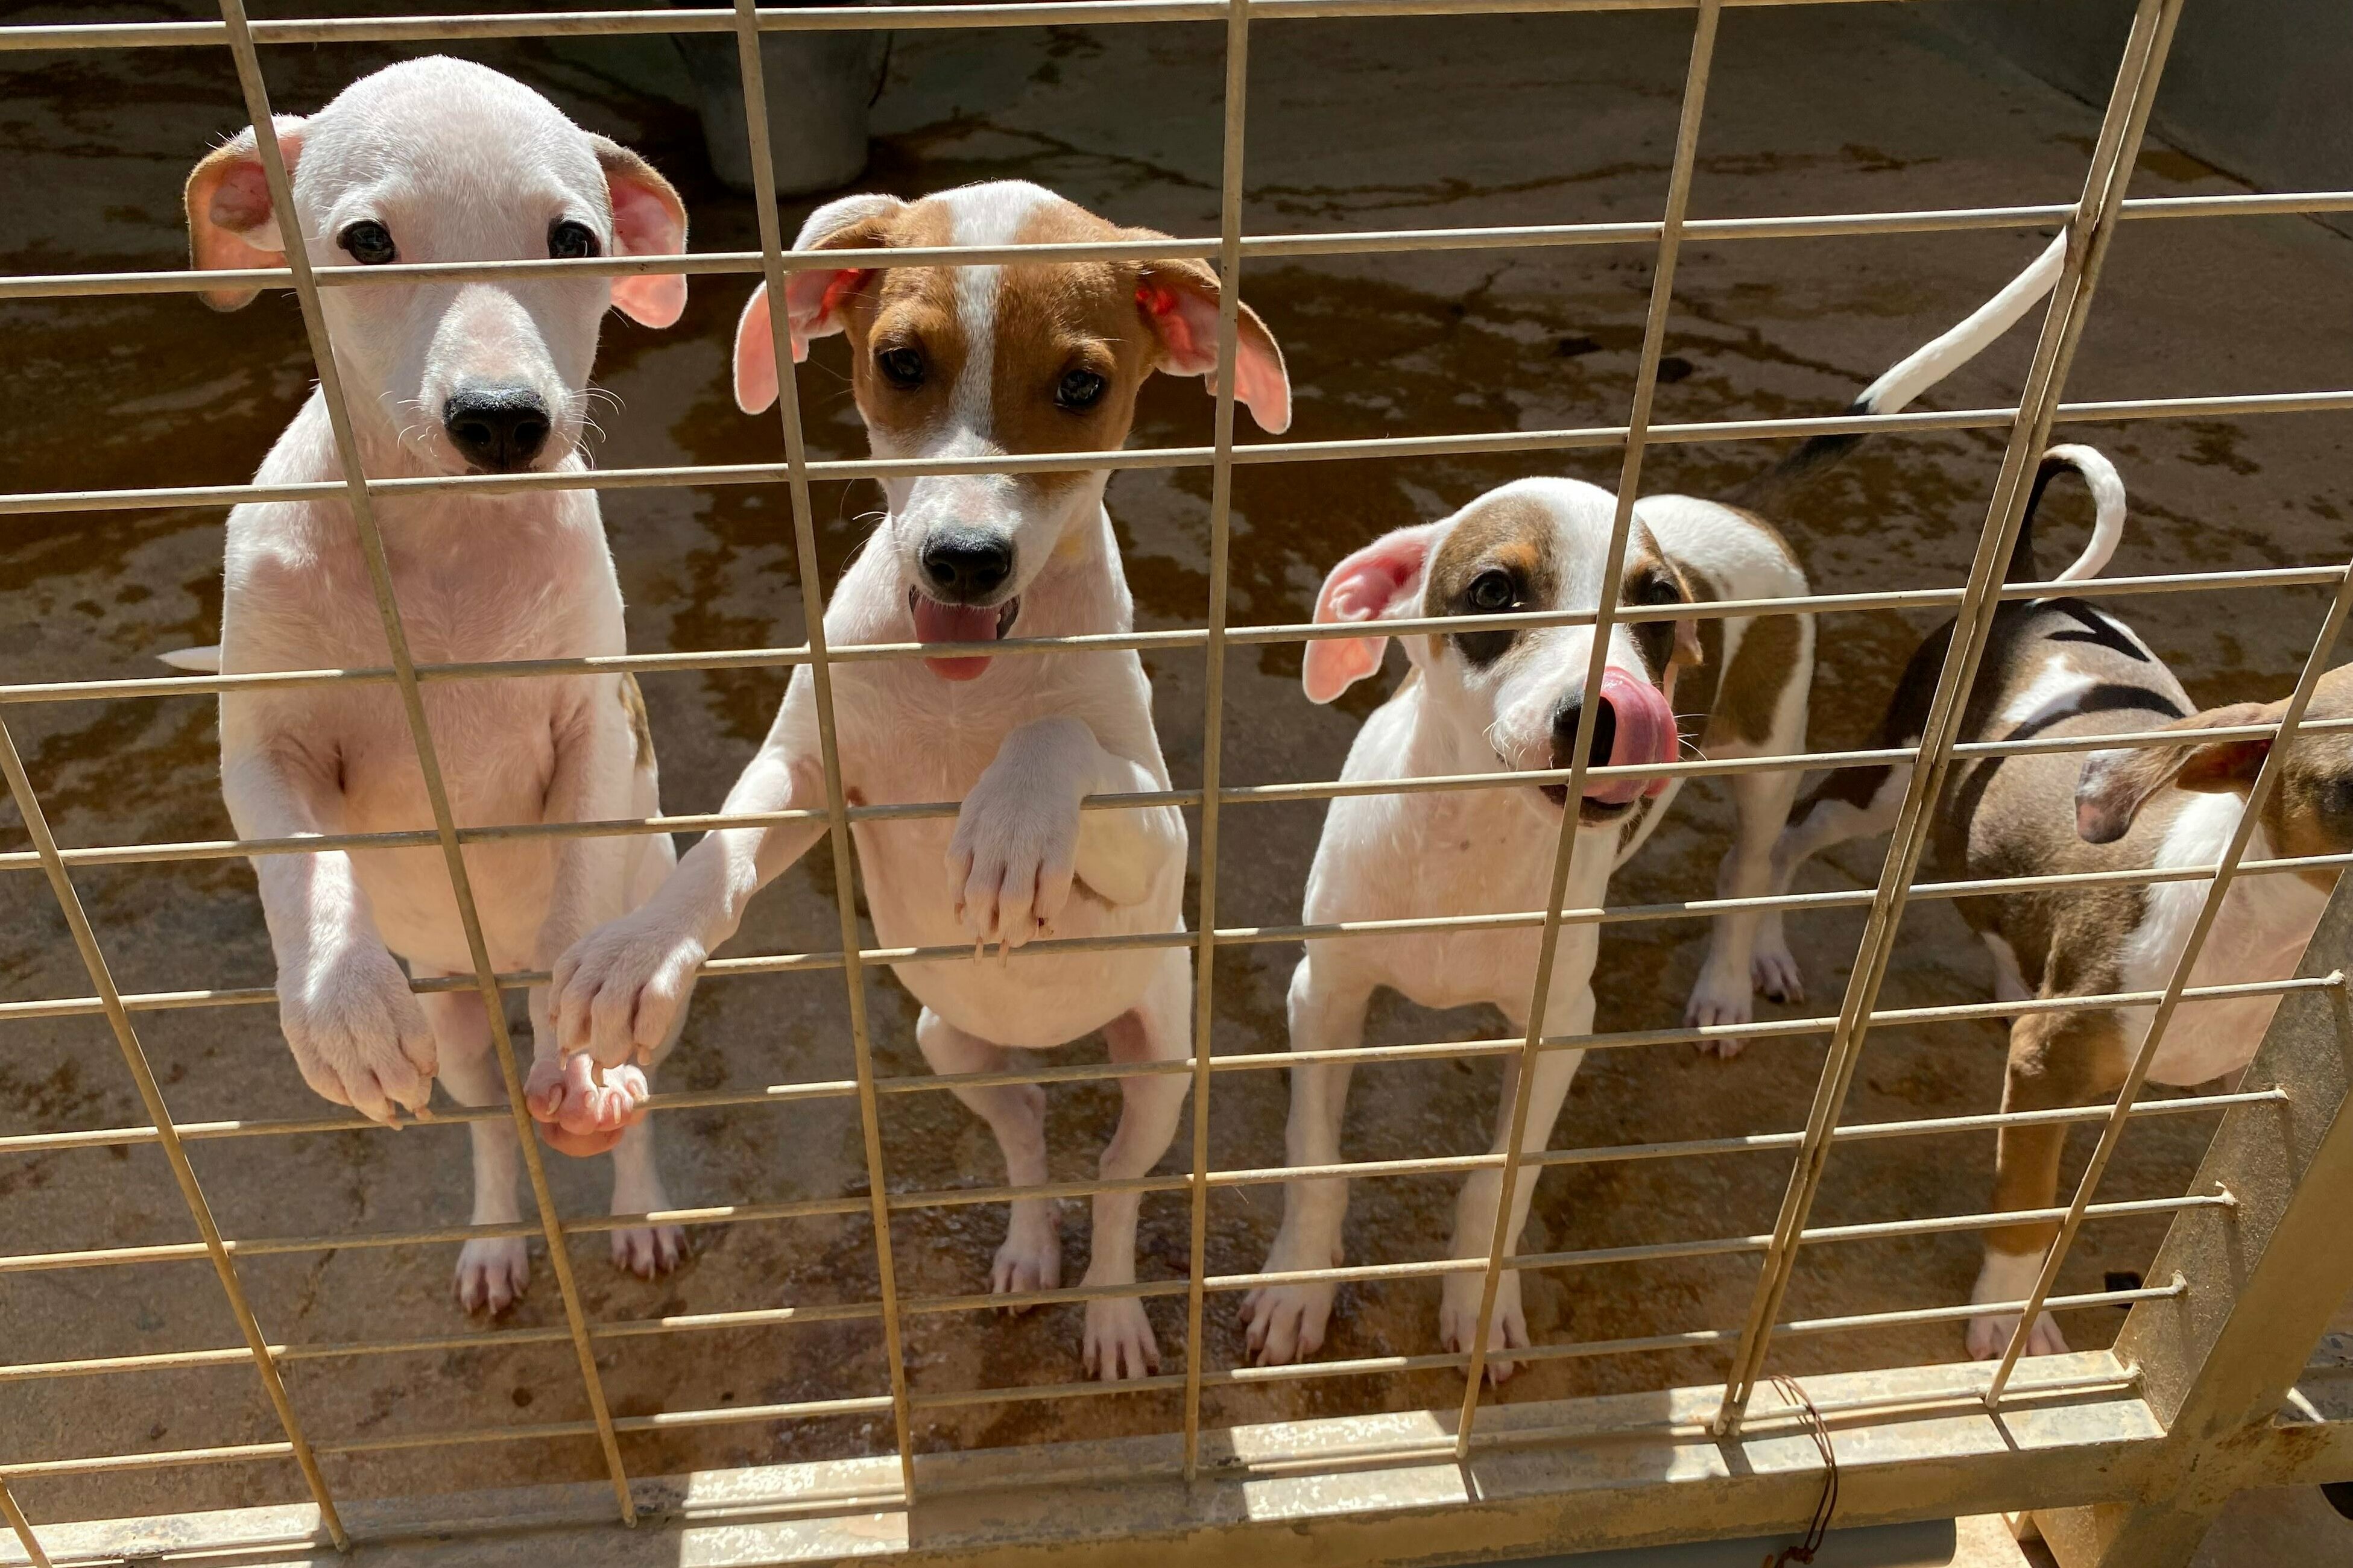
[1239,477,1815,1374]
[1769,444,2351,1360]
[549,181,1291,1380]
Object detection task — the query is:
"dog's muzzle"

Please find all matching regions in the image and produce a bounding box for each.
[443,386,551,473]
[1543,667,1678,810]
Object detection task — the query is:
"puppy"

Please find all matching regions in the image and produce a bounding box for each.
[1240,233,2078,1374]
[1770,445,2351,1361]
[1237,479,1812,1375]
[183,58,693,1311]
[548,181,1293,1380]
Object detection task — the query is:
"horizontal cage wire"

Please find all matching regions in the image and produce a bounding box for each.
[2,0,2349,1560]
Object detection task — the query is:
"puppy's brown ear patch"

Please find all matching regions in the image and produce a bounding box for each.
[2076,701,2277,843]
[590,136,689,329]
[185,116,306,311]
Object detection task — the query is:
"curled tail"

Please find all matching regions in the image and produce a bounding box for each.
[1742,230,2068,496]
[2006,442,2126,586]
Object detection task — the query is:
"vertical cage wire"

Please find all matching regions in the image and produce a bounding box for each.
[1984,563,2353,1400]
[727,0,921,1496]
[207,0,639,1521]
[1178,0,1256,1479]
[0,716,347,1550]
[1711,0,2188,1436]
[1453,0,1724,1432]
[0,1478,49,1568]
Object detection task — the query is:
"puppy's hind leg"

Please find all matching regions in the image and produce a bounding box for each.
[917,1009,1062,1300]
[429,980,531,1315]
[1242,948,1371,1368]
[1085,951,1192,1381]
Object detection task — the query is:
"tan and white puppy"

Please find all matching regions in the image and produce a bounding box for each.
[548,181,1292,1380]
[179,58,695,1312]
[1769,446,2353,1361]
[1239,479,1814,1375]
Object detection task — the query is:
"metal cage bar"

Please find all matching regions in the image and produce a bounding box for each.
[0,717,346,1548]
[1711,0,2186,1436]
[1456,0,1722,1431]
[727,0,920,1496]
[1179,0,1257,1478]
[207,0,638,1519]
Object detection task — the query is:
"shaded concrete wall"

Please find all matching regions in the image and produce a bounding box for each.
[1938,0,2353,236]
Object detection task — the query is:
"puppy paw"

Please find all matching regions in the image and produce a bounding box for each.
[1439,1270,1529,1384]
[947,746,1083,952]
[1682,972,1753,1059]
[454,1236,531,1315]
[549,907,704,1067]
[278,941,438,1123]
[1082,1296,1162,1382]
[611,1223,687,1279]
[991,1207,1063,1302]
[1752,943,1804,1006]
[526,1054,649,1157]
[1965,1309,2069,1361]
[1240,1282,1337,1367]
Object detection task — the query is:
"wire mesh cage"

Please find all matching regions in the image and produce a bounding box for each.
[4,1,2353,1564]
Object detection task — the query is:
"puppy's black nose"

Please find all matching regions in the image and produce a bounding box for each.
[1549,696,1617,771]
[443,387,551,472]
[919,531,1014,602]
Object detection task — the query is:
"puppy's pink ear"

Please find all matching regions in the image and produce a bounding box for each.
[1135,252,1292,434]
[734,194,905,415]
[185,116,306,312]
[1303,524,1442,704]
[2076,700,2278,843]
[591,136,689,329]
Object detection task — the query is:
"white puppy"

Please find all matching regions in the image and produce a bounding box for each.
[548,181,1293,1379]
[183,58,693,1311]
[1240,479,1813,1376]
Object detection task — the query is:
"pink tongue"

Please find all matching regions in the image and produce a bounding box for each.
[1588,668,1678,805]
[912,597,1000,681]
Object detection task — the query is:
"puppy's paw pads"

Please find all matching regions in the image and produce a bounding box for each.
[530,1056,651,1155]
[455,1236,531,1315]
[1966,1311,2068,1361]
[1081,1297,1161,1382]
[611,1223,687,1279]
[1752,948,1804,1004]
[1240,1282,1335,1367]
[990,1217,1063,1303]
[1439,1276,1529,1385]
[1683,983,1752,1057]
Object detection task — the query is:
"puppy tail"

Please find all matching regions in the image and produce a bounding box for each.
[2010,443,2127,585]
[158,644,223,673]
[1739,229,2068,499]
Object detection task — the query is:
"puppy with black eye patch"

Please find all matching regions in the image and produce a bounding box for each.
[1238,476,1815,1376]
[549,180,1293,1381]
[1769,444,2353,1365]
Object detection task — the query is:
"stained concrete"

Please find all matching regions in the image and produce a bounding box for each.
[4,0,2352,1544]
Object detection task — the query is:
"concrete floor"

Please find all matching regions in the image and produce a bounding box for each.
[4,0,2352,1557]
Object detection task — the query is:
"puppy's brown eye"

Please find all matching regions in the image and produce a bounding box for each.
[1632,572,1682,606]
[338,221,397,265]
[1468,570,1515,612]
[876,346,926,389]
[1055,368,1107,411]
[548,219,599,260]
